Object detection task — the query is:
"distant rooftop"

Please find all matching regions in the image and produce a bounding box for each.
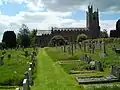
[37,30,51,36]
[52,27,88,31]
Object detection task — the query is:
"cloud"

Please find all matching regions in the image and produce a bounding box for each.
[22,0,120,12]
[0,11,117,38]
[1,0,120,12]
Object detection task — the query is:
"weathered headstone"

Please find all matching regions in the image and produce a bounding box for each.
[97,40,101,49]
[91,43,95,54]
[101,41,106,57]
[95,61,104,72]
[82,54,88,63]
[68,46,71,54]
[22,79,30,90]
[83,42,86,52]
[74,42,77,50]
[28,68,32,85]
[110,65,120,80]
[63,44,66,53]
[78,42,82,50]
[15,88,20,90]
[112,44,116,51]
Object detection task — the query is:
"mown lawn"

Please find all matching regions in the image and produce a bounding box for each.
[44,42,120,90]
[0,48,33,87]
[31,48,81,90]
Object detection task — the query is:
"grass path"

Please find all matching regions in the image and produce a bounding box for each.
[31,48,81,90]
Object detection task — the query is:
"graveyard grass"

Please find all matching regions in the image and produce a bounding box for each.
[44,42,120,90]
[0,48,33,90]
[31,48,81,90]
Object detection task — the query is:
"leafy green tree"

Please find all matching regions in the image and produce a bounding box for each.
[49,35,65,46]
[77,34,88,42]
[29,29,37,47]
[17,24,30,48]
[100,29,108,38]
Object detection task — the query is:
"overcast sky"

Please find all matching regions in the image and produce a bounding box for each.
[0,0,119,41]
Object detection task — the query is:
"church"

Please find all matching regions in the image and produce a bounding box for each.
[36,5,100,47]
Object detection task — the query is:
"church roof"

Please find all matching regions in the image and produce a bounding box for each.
[52,27,88,31]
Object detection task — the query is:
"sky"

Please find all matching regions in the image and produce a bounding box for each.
[0,0,120,41]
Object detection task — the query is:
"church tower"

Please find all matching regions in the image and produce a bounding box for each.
[86,5,100,38]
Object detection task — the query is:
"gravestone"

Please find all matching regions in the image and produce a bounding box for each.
[95,61,104,72]
[28,68,33,85]
[24,71,29,85]
[71,43,74,56]
[25,51,28,57]
[110,65,120,80]
[82,54,88,63]
[29,62,33,69]
[83,42,86,52]
[101,41,106,57]
[8,54,11,59]
[22,79,30,90]
[78,42,82,50]
[15,88,20,90]
[89,61,96,70]
[97,40,101,49]
[63,44,66,53]
[68,46,71,54]
[0,55,4,65]
[91,43,95,54]
[112,44,116,51]
[87,56,92,63]
[74,42,77,50]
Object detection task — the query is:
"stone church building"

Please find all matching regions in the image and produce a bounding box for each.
[36,5,100,47]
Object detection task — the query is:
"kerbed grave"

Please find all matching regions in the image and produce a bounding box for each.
[76,65,120,84]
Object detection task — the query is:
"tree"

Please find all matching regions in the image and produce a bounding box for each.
[17,24,30,48]
[49,35,65,46]
[29,29,37,47]
[100,29,108,38]
[2,31,16,48]
[77,34,88,42]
